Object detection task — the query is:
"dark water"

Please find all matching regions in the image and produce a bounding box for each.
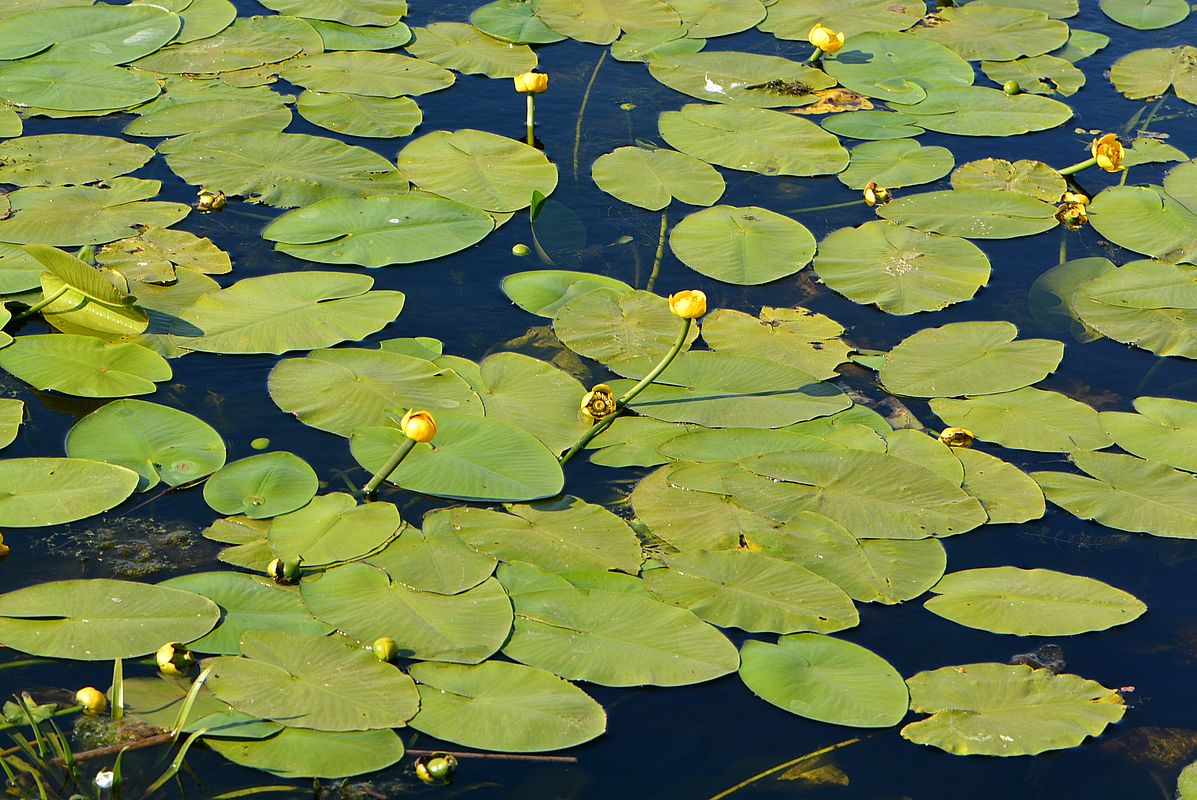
[4,2,1197,798]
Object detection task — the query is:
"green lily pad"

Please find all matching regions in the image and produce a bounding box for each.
[176,272,405,355]
[1101,397,1197,473]
[0,457,139,527]
[838,140,954,190]
[203,452,319,520]
[0,178,190,246]
[592,146,725,211]
[670,0,763,37]
[1052,28,1109,62]
[878,189,1059,238]
[159,572,332,655]
[911,6,1069,61]
[470,0,565,44]
[890,87,1073,137]
[132,22,301,73]
[1087,185,1197,265]
[409,661,606,752]
[65,399,226,491]
[268,493,401,567]
[930,388,1112,453]
[161,131,408,208]
[880,322,1064,398]
[926,567,1146,636]
[125,82,292,138]
[397,129,557,213]
[973,0,1078,17]
[0,400,21,450]
[0,578,218,659]
[609,23,692,59]
[0,135,153,186]
[759,0,923,38]
[1110,45,1197,104]
[406,22,536,77]
[423,497,643,575]
[813,221,990,315]
[264,193,494,266]
[122,675,282,738]
[532,0,680,44]
[824,31,974,104]
[1033,450,1197,538]
[172,0,237,43]
[659,103,849,177]
[553,288,697,370]
[350,411,563,502]
[1100,0,1189,29]
[669,205,816,285]
[0,335,171,397]
[367,523,496,595]
[0,107,19,139]
[739,634,908,727]
[902,663,1125,756]
[822,111,924,141]
[0,60,160,111]
[304,19,412,50]
[257,0,405,25]
[1028,257,1114,342]
[206,631,419,731]
[25,243,148,337]
[501,270,633,318]
[648,51,832,108]
[300,563,513,663]
[981,54,1086,96]
[96,228,231,281]
[700,306,852,379]
[281,51,452,96]
[0,4,180,63]
[645,549,858,634]
[955,448,1046,524]
[269,347,482,438]
[1072,261,1197,358]
[208,728,405,779]
[951,158,1066,202]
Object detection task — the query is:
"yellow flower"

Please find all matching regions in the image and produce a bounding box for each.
[1061,191,1089,206]
[1091,133,1124,172]
[401,409,437,443]
[1055,201,1088,229]
[580,384,617,420]
[938,427,974,447]
[668,289,707,319]
[75,687,108,715]
[863,182,892,207]
[808,23,846,54]
[513,71,548,94]
[195,189,226,212]
[156,642,195,676]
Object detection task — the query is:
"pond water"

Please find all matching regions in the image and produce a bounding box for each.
[3,0,1197,798]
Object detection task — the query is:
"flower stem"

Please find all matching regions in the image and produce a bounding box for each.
[572,50,607,178]
[645,211,668,293]
[1059,156,1097,176]
[362,437,416,497]
[788,198,865,214]
[805,48,823,65]
[558,317,692,466]
[13,284,69,321]
[526,95,535,146]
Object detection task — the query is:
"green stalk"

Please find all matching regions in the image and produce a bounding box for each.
[805,48,823,65]
[13,284,69,321]
[644,211,668,293]
[362,437,417,496]
[706,736,862,800]
[788,198,865,214]
[572,50,607,178]
[525,95,535,146]
[1058,156,1097,176]
[559,317,692,465]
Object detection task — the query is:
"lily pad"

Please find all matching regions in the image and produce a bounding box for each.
[0,457,139,527]
[0,335,171,397]
[1087,185,1197,265]
[268,493,401,567]
[0,135,153,186]
[911,6,1070,61]
[813,221,990,315]
[0,400,21,450]
[838,140,954,190]
[824,32,974,104]
[257,0,405,26]
[176,272,405,355]
[878,189,1059,239]
[132,22,301,73]
[955,448,1046,525]
[281,51,453,96]
[591,146,725,211]
[208,728,405,779]
[25,243,148,337]
[902,663,1125,756]
[367,523,496,595]
[397,129,557,213]
[0,4,180,64]
[65,399,226,491]
[890,87,1073,137]
[879,322,1064,398]
[822,111,924,141]
[296,91,421,138]
[925,567,1146,636]
[501,270,633,318]
[553,288,697,370]
[1101,397,1197,473]
[0,179,190,246]
[739,634,908,727]
[981,54,1086,96]
[1109,46,1197,104]
[700,306,852,380]
[930,388,1112,453]
[951,158,1066,202]
[759,0,924,38]
[304,19,411,50]
[409,661,606,752]
[1072,261,1197,358]
[648,51,833,108]
[669,0,764,37]
[203,452,319,520]
[470,0,565,44]
[96,228,232,281]
[0,579,218,659]
[406,22,536,77]
[206,631,420,731]
[1100,0,1189,29]
[669,205,816,285]
[0,60,160,112]
[532,0,680,44]
[122,675,281,739]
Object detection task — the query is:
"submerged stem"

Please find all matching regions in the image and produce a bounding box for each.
[572,50,607,179]
[362,437,417,497]
[706,736,863,800]
[645,211,668,293]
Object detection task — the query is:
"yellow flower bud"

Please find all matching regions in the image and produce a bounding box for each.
[863,182,892,207]
[75,687,108,715]
[580,384,617,420]
[0,532,8,559]
[267,557,301,585]
[938,428,975,448]
[400,409,437,443]
[513,71,548,94]
[1090,133,1124,172]
[1061,191,1089,206]
[808,23,846,54]
[668,290,707,319]
[156,642,195,676]
[195,190,226,212]
[415,753,457,785]
[372,637,399,662]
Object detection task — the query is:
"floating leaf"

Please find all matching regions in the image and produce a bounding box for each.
[0,4,180,63]
[890,87,1073,137]
[955,448,1046,525]
[911,6,1069,61]
[0,135,153,187]
[930,388,1112,453]
[739,634,908,727]
[281,51,452,96]
[669,205,815,285]
[268,493,401,567]
[648,52,832,108]
[591,146,724,211]
[838,140,954,190]
[132,21,301,73]
[300,563,513,663]
[0,457,139,527]
[951,158,1065,202]
[1028,257,1115,342]
[1034,450,1197,538]
[822,110,924,141]
[470,0,565,44]
[981,54,1085,96]
[880,322,1064,398]
[878,189,1058,239]
[0,179,189,246]
[1109,45,1197,104]
[176,272,405,355]
[0,399,21,450]
[814,221,990,315]
[304,19,412,50]
[902,663,1125,756]
[465,351,591,453]
[501,269,633,318]
[208,729,405,779]
[1072,261,1197,358]
[824,31,974,104]
[0,579,218,659]
[0,335,171,397]
[159,572,332,655]
[397,129,557,213]
[203,452,319,520]
[295,91,421,138]
[553,288,697,370]
[206,631,420,731]
[1087,185,1197,265]
[96,228,232,280]
[532,0,680,44]
[122,675,281,738]
[65,399,226,491]
[1100,0,1189,29]
[669,0,764,37]
[25,243,148,337]
[1101,397,1197,473]
[257,0,405,26]
[700,306,851,379]
[760,0,923,38]
[406,22,536,77]
[409,661,606,752]
[925,567,1146,636]
[659,103,849,177]
[0,60,160,111]
[367,523,496,595]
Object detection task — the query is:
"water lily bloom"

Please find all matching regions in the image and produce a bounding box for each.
[195,189,226,212]
[513,71,548,94]
[75,686,108,715]
[938,428,974,447]
[668,290,707,319]
[581,384,617,420]
[1055,201,1088,229]
[1091,133,1124,172]
[1061,191,1090,206]
[863,182,892,207]
[808,23,846,54]
[156,642,195,675]
[401,409,437,443]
